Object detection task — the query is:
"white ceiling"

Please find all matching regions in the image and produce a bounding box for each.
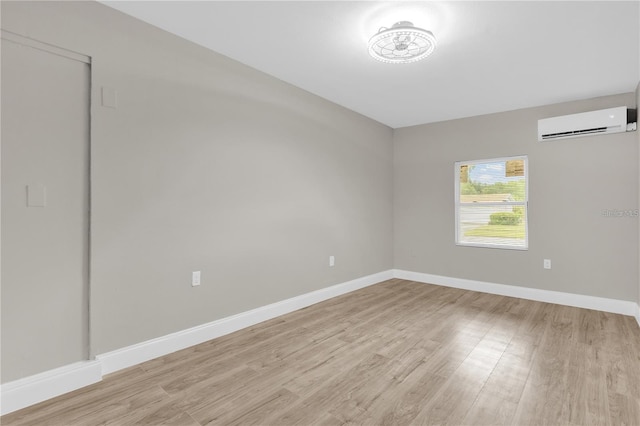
[102,1,639,128]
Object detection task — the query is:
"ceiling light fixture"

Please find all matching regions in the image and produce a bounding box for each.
[368,21,437,64]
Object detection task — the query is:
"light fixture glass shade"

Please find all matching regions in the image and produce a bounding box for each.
[368,21,436,64]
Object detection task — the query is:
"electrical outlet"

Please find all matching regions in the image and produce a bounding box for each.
[192,271,201,286]
[329,256,335,267]
[543,259,551,269]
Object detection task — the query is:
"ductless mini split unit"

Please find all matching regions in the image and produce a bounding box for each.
[538,106,637,141]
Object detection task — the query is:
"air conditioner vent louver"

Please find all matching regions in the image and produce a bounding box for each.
[540,127,608,140]
[538,107,630,141]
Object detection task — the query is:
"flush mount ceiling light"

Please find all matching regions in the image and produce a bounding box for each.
[368,21,437,64]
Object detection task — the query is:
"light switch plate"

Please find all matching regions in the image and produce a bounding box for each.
[192,271,201,287]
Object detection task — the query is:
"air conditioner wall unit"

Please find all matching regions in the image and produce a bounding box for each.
[538,106,632,141]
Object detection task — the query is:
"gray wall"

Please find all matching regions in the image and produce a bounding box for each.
[394,93,638,302]
[0,0,393,379]
[1,0,638,387]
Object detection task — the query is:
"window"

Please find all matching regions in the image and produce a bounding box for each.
[455,156,528,250]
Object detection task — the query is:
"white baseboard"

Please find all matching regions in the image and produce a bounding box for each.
[0,361,102,416]
[393,269,640,322]
[3,269,637,416]
[97,269,393,375]
[0,269,393,415]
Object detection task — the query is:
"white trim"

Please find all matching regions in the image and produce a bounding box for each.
[394,269,640,318]
[1,30,91,64]
[3,269,636,416]
[96,269,392,375]
[0,270,392,415]
[0,361,102,416]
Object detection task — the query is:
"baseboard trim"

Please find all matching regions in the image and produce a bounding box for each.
[393,269,640,321]
[0,361,102,416]
[3,268,636,416]
[97,269,393,375]
[0,269,393,416]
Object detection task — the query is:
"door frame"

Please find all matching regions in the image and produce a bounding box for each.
[0,28,93,359]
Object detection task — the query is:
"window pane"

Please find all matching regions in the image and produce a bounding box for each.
[458,204,527,249]
[456,156,528,250]
[459,160,526,202]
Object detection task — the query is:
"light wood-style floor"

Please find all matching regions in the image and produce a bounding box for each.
[3,279,640,425]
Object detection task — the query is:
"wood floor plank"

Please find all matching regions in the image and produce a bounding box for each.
[324,346,432,423]
[512,304,580,425]
[197,388,299,426]
[410,330,508,424]
[2,279,639,426]
[134,366,260,424]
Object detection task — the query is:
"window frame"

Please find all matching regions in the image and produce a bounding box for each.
[454,155,529,250]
